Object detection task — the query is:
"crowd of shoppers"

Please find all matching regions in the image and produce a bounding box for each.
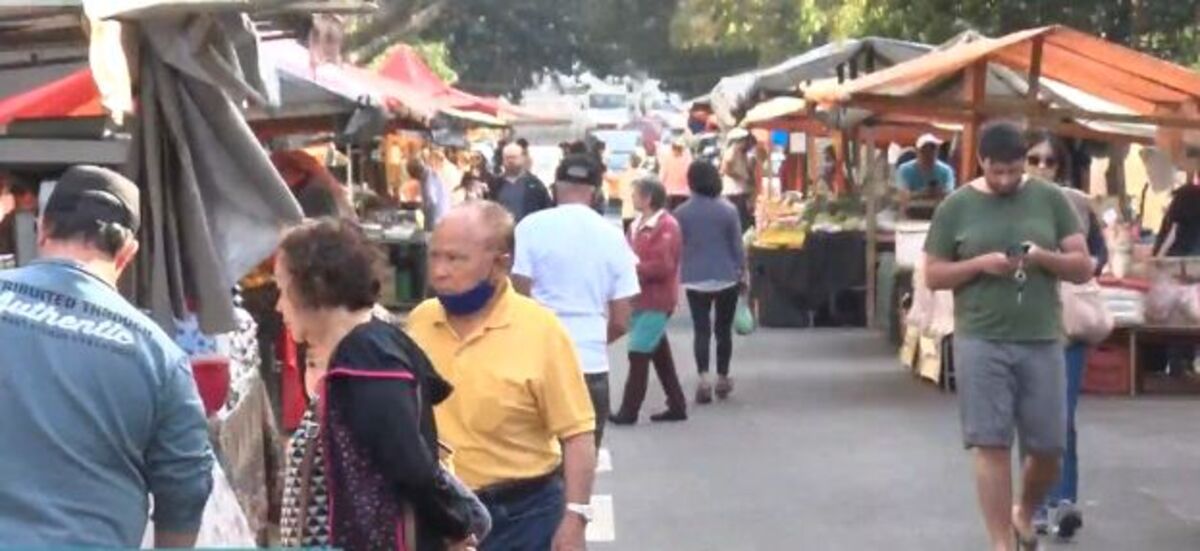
[0,118,1145,551]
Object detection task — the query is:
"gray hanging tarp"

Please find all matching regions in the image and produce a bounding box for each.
[710,38,931,128]
[128,15,303,334]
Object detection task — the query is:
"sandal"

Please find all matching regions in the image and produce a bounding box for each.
[695,381,713,404]
[715,377,734,400]
[1012,506,1040,550]
[1013,526,1040,550]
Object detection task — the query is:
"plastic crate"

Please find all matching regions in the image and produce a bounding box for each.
[1083,343,1132,395]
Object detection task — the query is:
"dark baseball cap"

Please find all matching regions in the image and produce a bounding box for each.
[555,154,602,187]
[43,165,140,232]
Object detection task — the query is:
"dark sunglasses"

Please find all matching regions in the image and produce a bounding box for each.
[1026,155,1058,168]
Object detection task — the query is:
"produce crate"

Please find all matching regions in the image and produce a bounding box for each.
[1083,343,1132,395]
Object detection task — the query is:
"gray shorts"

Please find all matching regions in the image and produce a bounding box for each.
[953,336,1067,453]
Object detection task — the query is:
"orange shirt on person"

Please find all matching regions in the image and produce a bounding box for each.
[658,149,693,197]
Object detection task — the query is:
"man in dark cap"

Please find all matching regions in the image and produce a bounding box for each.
[0,166,214,548]
[512,154,640,449]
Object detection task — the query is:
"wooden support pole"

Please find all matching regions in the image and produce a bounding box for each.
[863,127,880,329]
[805,102,819,193]
[832,128,847,194]
[960,60,987,183]
[1026,36,1045,106]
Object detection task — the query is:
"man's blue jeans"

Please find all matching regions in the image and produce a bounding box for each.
[1047,342,1087,505]
[480,478,565,551]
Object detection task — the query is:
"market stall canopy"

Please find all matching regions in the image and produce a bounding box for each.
[377,45,498,115]
[263,39,438,126]
[0,1,375,47]
[89,0,375,19]
[710,37,932,128]
[0,62,362,136]
[0,67,102,125]
[805,26,1200,131]
[754,31,1158,143]
[376,45,561,124]
[741,96,808,129]
[806,25,1200,174]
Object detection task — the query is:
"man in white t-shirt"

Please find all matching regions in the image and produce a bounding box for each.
[513,154,640,448]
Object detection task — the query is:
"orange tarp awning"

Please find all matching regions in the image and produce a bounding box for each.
[806,26,1200,118]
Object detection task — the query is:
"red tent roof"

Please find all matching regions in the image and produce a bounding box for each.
[0,68,104,125]
[263,39,440,125]
[376,45,559,123]
[377,45,502,115]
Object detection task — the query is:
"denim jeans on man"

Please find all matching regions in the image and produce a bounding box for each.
[479,478,565,551]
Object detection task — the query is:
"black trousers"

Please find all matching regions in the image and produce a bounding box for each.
[726,193,754,231]
[686,287,740,376]
[585,372,609,449]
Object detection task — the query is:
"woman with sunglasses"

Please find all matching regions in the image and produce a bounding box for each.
[1024,130,1108,541]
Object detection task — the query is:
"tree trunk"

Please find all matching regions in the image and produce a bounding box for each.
[346,0,449,60]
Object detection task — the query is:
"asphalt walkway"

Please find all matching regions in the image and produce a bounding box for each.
[591,326,1200,550]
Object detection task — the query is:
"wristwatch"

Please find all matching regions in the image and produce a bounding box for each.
[566,502,594,523]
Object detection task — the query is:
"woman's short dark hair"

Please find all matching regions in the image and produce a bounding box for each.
[1025,129,1072,185]
[278,218,383,311]
[633,176,667,211]
[687,160,722,198]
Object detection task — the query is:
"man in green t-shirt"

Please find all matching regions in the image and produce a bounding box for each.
[924,122,1093,551]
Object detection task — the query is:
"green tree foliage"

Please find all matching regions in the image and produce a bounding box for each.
[672,0,1200,69]
[344,0,754,97]
[345,0,589,97]
[342,1,1200,97]
[579,0,758,97]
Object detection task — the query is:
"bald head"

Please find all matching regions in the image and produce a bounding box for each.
[437,201,515,254]
[429,201,514,298]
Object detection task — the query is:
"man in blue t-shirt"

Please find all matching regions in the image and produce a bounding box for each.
[0,166,213,548]
[896,134,956,218]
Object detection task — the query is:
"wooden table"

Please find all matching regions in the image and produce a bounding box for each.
[1115,325,1200,396]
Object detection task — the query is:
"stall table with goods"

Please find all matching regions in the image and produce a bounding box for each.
[750,193,868,328]
[1089,259,1200,396]
[152,307,283,546]
[898,253,1200,397]
[361,209,428,310]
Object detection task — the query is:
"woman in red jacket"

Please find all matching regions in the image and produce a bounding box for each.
[610,176,689,424]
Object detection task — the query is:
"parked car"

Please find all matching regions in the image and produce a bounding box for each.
[588,129,642,172]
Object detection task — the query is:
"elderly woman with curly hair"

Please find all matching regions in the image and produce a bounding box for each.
[275,218,480,551]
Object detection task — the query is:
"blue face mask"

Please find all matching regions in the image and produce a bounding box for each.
[436,278,497,316]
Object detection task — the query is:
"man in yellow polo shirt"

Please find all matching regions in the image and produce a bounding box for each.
[407,201,597,551]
